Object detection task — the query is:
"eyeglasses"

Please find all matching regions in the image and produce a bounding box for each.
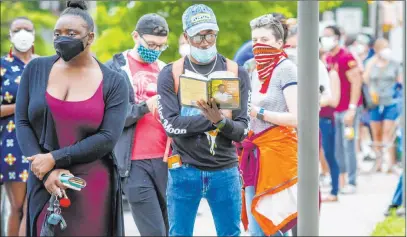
[189,33,217,44]
[250,14,275,28]
[140,35,168,51]
[250,14,284,39]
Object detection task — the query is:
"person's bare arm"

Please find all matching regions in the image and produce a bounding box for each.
[397,67,403,83]
[346,67,363,107]
[0,104,15,117]
[362,57,376,84]
[329,70,341,108]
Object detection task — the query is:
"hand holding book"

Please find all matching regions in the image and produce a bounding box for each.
[196,98,224,124]
[179,70,241,110]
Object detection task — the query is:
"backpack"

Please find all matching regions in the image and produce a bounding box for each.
[163,56,239,161]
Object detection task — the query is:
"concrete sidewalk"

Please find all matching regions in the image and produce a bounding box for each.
[124,171,399,236]
[0,170,398,236]
[319,172,398,236]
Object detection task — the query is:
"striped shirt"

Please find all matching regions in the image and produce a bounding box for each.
[250,59,298,134]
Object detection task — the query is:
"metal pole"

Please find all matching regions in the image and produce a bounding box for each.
[368,2,377,38]
[297,1,320,236]
[375,1,381,38]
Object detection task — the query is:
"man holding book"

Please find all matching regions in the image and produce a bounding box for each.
[105,13,169,236]
[157,4,251,236]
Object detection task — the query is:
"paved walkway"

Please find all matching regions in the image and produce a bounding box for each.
[0,167,399,236]
[124,170,399,236]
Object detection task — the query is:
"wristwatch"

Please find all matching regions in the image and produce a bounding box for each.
[256,107,265,121]
[214,117,227,130]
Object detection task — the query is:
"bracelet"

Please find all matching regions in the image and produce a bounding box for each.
[214,117,227,129]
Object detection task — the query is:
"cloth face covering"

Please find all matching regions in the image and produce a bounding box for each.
[253,43,288,94]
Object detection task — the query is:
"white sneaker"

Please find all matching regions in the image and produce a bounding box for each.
[321,175,331,187]
[340,184,357,194]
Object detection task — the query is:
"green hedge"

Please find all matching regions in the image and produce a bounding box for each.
[371,212,405,236]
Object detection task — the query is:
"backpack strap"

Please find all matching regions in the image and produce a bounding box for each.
[164,57,185,162]
[172,57,185,95]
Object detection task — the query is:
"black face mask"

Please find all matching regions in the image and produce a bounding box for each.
[54,35,87,62]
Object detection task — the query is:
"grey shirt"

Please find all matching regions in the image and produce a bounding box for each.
[369,60,400,106]
[250,59,298,134]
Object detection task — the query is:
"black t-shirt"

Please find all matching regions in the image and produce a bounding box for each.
[157,54,251,171]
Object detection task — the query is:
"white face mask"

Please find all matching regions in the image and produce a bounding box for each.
[379,48,392,61]
[320,36,337,52]
[11,29,34,53]
[190,44,217,64]
[179,44,190,57]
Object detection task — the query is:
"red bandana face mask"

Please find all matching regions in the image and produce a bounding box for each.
[252,43,288,93]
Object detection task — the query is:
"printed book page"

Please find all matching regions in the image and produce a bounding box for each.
[179,76,208,107]
[210,78,240,110]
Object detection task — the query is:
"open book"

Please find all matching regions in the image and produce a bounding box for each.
[179,70,241,110]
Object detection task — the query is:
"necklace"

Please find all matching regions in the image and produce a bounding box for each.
[188,55,218,76]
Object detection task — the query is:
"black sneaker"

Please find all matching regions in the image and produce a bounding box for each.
[384,205,399,216]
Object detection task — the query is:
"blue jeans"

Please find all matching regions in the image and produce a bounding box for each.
[392,175,403,207]
[319,117,340,196]
[245,186,285,236]
[167,164,242,236]
[334,108,362,186]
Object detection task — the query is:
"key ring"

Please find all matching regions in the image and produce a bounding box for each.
[53,198,61,215]
[54,188,62,198]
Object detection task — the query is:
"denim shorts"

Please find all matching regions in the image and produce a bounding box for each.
[369,103,400,122]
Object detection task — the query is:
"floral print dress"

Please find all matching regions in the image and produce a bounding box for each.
[0,54,29,183]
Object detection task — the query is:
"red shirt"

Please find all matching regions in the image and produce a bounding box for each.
[325,48,363,112]
[127,53,167,160]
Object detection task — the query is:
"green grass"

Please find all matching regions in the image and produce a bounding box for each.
[372,212,406,236]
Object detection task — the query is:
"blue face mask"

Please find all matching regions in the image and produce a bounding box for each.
[190,44,217,64]
[137,44,161,64]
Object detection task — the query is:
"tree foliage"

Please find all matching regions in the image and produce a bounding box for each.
[92,1,343,63]
[1,1,343,62]
[0,1,57,57]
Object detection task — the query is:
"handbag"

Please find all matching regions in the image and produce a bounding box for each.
[362,83,377,109]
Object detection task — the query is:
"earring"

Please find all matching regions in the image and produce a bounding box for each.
[8,44,13,58]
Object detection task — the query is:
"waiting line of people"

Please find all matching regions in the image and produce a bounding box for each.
[0,1,404,237]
